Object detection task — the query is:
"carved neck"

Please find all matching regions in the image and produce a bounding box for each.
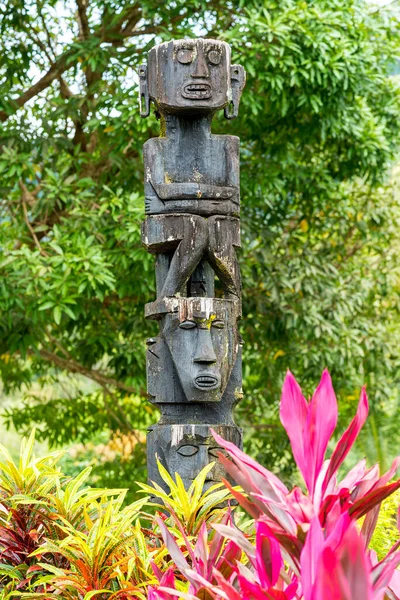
[161,113,213,140]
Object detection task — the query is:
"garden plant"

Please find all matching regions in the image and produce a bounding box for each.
[2,0,400,481]
[0,370,399,599]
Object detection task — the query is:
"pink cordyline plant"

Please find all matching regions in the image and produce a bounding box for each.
[151,370,400,600]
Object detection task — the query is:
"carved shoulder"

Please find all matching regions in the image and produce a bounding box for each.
[143,137,165,161]
[221,134,240,149]
[213,135,240,186]
[211,134,239,151]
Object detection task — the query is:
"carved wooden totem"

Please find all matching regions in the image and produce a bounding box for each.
[140,38,246,492]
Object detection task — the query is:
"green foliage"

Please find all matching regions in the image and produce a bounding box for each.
[1,429,399,599]
[0,431,242,598]
[0,431,159,597]
[370,490,400,561]
[1,0,400,477]
[139,460,233,536]
[58,432,148,506]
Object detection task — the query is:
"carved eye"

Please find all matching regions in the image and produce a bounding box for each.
[208,447,225,459]
[208,50,221,65]
[146,338,157,345]
[177,48,194,64]
[177,445,199,457]
[212,320,225,329]
[179,320,196,330]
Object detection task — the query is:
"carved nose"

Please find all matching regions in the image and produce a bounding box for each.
[198,445,209,466]
[194,329,217,363]
[192,47,209,79]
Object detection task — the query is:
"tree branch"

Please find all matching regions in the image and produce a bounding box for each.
[0,5,187,122]
[19,181,48,257]
[0,50,75,122]
[42,331,139,435]
[101,385,133,432]
[76,0,91,40]
[34,347,139,395]
[36,0,58,60]
[99,5,141,43]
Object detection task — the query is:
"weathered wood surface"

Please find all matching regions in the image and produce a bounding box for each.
[140,38,246,494]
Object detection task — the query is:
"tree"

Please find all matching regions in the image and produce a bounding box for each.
[1,0,400,483]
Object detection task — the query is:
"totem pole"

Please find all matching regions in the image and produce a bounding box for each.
[140,38,246,492]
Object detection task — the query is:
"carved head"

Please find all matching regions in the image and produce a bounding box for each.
[147,424,242,492]
[139,38,245,118]
[146,298,240,403]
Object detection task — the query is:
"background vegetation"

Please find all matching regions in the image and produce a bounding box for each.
[1,0,400,486]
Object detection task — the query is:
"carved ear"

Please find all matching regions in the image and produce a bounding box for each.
[139,64,150,118]
[224,64,246,120]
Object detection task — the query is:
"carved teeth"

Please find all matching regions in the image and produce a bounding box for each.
[195,375,218,388]
[187,84,209,91]
[182,82,212,99]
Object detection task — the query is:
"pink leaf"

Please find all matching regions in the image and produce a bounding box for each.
[325,512,352,553]
[212,569,243,600]
[339,522,374,600]
[372,551,400,598]
[370,457,400,492]
[156,517,190,574]
[212,430,288,496]
[388,569,400,600]
[338,458,367,492]
[213,523,256,561]
[256,521,283,589]
[286,486,314,525]
[322,386,368,497]
[250,492,298,536]
[216,540,242,579]
[303,369,338,495]
[349,480,400,520]
[279,371,309,486]
[237,574,273,599]
[151,561,164,583]
[300,517,325,600]
[361,505,380,547]
[194,521,209,575]
[310,547,343,600]
[219,471,263,520]
[352,464,380,501]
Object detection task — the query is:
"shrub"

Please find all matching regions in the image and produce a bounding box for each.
[0,371,399,599]
[151,370,400,599]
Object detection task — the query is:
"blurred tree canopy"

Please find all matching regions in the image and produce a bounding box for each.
[1,0,400,482]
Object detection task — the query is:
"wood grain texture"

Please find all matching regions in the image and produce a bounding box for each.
[141,38,246,494]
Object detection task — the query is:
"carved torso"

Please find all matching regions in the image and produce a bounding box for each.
[144,122,240,216]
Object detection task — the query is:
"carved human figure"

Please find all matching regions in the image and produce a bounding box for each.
[140,38,246,301]
[146,297,241,405]
[147,424,242,493]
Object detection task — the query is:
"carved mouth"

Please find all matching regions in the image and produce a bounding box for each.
[194,375,219,389]
[182,83,212,100]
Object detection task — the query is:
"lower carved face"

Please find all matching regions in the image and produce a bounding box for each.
[147,424,242,492]
[162,298,239,403]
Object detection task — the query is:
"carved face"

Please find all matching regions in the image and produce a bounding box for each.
[147,424,242,492]
[162,298,239,403]
[147,39,231,114]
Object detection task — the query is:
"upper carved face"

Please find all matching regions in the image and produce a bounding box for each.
[147,39,232,114]
[162,298,239,403]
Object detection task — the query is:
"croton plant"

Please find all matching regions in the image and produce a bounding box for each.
[0,370,399,599]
